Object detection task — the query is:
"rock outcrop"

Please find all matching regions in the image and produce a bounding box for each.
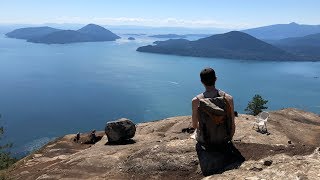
[5,108,320,179]
[105,118,136,143]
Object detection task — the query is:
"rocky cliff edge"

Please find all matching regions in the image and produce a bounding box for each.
[6,108,320,179]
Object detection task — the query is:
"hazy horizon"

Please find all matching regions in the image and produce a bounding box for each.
[1,0,319,29]
[1,22,320,36]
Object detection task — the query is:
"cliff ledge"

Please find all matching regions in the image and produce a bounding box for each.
[6,108,320,179]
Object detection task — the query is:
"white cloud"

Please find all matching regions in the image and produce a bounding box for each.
[51,16,249,29]
[0,16,250,29]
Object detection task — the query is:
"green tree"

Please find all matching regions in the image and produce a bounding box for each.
[245,94,268,116]
[0,114,16,170]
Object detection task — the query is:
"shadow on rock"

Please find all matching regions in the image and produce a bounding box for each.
[196,142,245,176]
[105,139,136,146]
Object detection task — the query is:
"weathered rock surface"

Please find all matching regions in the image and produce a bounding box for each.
[6,108,320,179]
[105,118,136,143]
[73,131,105,144]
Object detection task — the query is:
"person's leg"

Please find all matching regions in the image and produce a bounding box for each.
[196,143,211,176]
[196,143,226,176]
[223,143,245,170]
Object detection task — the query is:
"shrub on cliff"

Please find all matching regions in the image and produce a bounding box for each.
[245,94,268,116]
[0,114,17,170]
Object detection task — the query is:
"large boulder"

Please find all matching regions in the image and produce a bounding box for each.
[105,118,136,142]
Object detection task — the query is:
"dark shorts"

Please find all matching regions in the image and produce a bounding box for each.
[196,142,245,176]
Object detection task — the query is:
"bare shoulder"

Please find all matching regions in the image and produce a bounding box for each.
[192,93,203,104]
[220,90,233,101]
[192,97,198,102]
[225,93,233,101]
[194,93,204,100]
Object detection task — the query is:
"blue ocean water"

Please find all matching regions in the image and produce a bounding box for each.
[0,34,319,157]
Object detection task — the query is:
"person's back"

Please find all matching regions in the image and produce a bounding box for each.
[196,89,233,148]
[191,67,244,176]
[192,68,235,143]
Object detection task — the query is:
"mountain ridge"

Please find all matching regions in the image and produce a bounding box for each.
[5,26,61,40]
[243,22,320,40]
[273,32,320,46]
[270,32,320,59]
[137,31,307,61]
[149,34,187,38]
[77,24,120,41]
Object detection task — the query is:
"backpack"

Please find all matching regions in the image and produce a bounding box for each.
[196,91,233,147]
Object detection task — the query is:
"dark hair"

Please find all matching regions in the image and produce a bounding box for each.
[200,67,216,86]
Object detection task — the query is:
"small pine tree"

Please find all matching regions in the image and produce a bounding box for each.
[0,114,16,170]
[245,94,268,116]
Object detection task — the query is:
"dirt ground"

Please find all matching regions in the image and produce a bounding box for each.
[234,142,316,160]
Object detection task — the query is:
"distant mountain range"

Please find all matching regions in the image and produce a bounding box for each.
[5,24,120,44]
[272,33,320,47]
[141,23,320,60]
[137,31,309,61]
[243,22,320,40]
[149,34,212,39]
[149,34,187,38]
[5,22,320,61]
[269,33,320,59]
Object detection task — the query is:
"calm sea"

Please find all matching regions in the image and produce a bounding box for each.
[0,34,319,157]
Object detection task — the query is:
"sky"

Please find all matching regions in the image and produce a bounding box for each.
[0,0,319,29]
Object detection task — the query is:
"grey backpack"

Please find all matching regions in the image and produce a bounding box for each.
[196,91,233,146]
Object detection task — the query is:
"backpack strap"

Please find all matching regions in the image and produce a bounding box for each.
[216,89,232,141]
[222,92,232,141]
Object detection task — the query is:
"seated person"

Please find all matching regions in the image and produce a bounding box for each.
[192,67,244,176]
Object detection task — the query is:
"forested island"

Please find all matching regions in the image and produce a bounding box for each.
[6,24,120,44]
[137,31,311,61]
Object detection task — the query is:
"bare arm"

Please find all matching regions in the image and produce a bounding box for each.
[191,97,200,129]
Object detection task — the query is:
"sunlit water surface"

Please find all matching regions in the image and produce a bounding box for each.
[0,34,319,157]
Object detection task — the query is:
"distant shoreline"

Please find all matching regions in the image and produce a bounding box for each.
[137,49,320,62]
